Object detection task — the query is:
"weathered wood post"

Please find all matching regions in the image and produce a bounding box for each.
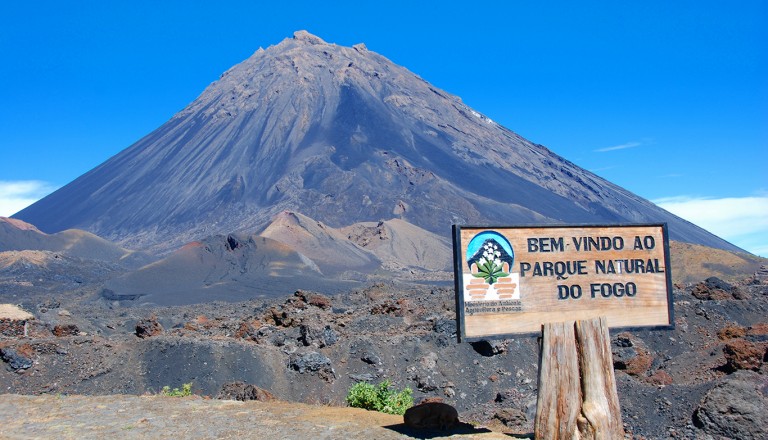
[534,316,623,440]
[534,321,581,439]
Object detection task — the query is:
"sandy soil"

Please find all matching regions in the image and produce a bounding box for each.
[0,394,521,440]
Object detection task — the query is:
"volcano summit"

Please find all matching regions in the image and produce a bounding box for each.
[14,31,739,255]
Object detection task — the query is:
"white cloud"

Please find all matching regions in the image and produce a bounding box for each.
[0,181,58,217]
[594,141,642,153]
[588,166,617,173]
[653,195,768,256]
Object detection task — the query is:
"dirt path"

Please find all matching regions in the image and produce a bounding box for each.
[0,394,522,440]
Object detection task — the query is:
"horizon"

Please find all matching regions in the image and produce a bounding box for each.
[1,2,765,255]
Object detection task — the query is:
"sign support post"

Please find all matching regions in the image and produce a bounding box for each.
[534,316,623,439]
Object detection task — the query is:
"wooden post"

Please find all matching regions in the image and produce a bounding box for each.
[534,317,624,440]
[534,321,581,439]
[575,317,623,439]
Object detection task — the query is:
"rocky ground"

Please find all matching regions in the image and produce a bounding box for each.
[2,271,767,439]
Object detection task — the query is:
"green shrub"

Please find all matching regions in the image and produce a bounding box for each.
[345,380,413,415]
[160,382,193,397]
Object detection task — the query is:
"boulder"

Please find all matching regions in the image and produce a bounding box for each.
[717,324,747,340]
[403,402,459,430]
[135,316,163,338]
[216,382,276,402]
[470,340,507,357]
[349,372,376,382]
[723,338,765,372]
[693,370,768,439]
[264,307,297,327]
[288,351,335,381]
[370,300,401,316]
[52,324,80,337]
[360,349,381,365]
[294,290,332,310]
[495,388,524,403]
[234,319,262,341]
[0,345,34,371]
[299,324,338,348]
[432,318,456,337]
[646,370,674,386]
[691,277,733,300]
[493,408,527,429]
[747,322,768,343]
[612,333,653,377]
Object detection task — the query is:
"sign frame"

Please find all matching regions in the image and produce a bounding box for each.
[453,223,674,342]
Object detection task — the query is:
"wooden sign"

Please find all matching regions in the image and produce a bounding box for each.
[453,224,673,340]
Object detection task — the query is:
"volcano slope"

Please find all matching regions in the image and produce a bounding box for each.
[13,31,741,256]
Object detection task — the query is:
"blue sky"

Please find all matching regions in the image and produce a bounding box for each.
[1,1,766,255]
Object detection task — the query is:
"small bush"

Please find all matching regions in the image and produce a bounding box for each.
[160,382,193,397]
[346,380,413,415]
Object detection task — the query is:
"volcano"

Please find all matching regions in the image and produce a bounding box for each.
[13,31,741,254]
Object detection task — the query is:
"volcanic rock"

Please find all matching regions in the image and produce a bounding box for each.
[288,351,336,381]
[294,290,332,310]
[493,408,527,429]
[233,319,262,342]
[349,373,376,382]
[299,324,338,348]
[0,345,34,371]
[135,316,163,338]
[216,381,276,402]
[52,324,80,337]
[470,340,507,357]
[432,318,457,337]
[693,370,768,440]
[612,333,654,377]
[360,350,381,365]
[403,402,460,430]
[717,324,747,340]
[748,323,768,342]
[691,277,736,300]
[755,265,768,282]
[723,338,765,372]
[645,370,674,386]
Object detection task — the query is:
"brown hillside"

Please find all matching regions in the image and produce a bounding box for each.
[670,241,765,284]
